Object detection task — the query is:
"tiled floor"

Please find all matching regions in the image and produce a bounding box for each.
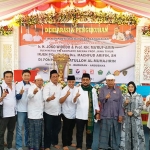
[4,122,150,150]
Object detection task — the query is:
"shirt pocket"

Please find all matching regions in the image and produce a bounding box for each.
[112,93,120,102]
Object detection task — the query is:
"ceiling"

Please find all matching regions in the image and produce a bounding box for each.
[0,0,150,21]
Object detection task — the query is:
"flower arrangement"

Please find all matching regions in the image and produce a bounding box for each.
[14,9,138,27]
[93,84,102,97]
[0,26,13,36]
[0,78,3,84]
[142,25,150,36]
[120,84,128,95]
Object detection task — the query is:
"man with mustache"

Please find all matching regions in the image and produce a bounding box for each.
[73,73,100,150]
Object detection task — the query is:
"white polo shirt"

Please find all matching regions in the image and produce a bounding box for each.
[27,84,44,119]
[23,33,33,41]
[33,35,42,42]
[60,85,77,119]
[73,86,100,120]
[16,81,32,112]
[43,81,62,116]
[0,81,16,118]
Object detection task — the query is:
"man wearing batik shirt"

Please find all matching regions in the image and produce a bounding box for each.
[73,73,100,150]
[59,75,76,150]
[99,74,124,150]
[27,74,44,150]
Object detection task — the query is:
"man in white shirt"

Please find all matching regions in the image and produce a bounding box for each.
[27,74,44,150]
[59,75,76,150]
[0,71,16,150]
[33,29,42,42]
[43,70,62,150]
[15,70,32,150]
[73,73,100,150]
[143,95,150,150]
[112,26,125,41]
[23,28,33,42]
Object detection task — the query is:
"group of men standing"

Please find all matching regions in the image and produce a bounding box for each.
[0,69,124,150]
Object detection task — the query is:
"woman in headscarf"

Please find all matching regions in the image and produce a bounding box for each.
[119,81,145,150]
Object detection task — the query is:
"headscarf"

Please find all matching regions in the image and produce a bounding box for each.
[127,81,136,95]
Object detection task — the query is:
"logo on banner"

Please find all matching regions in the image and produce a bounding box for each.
[114,70,120,76]
[98,70,103,75]
[122,70,127,76]
[69,69,73,74]
[83,70,86,73]
[90,69,94,74]
[106,71,111,75]
[76,69,80,74]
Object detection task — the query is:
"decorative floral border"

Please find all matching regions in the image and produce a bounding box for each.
[0,9,138,36]
[142,25,150,36]
[14,9,138,27]
[0,26,13,36]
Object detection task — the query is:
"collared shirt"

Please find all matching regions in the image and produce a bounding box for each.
[23,33,33,41]
[0,81,16,118]
[73,86,100,120]
[43,81,62,116]
[143,95,150,128]
[27,84,44,119]
[60,85,77,119]
[33,35,42,42]
[99,85,124,119]
[16,81,32,112]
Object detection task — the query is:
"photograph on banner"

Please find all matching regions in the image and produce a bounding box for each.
[19,23,136,83]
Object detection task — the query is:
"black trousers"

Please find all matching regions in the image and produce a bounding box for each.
[0,116,16,150]
[44,112,61,149]
[76,119,93,149]
[61,114,75,147]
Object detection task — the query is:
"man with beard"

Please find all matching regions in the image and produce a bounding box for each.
[73,73,100,150]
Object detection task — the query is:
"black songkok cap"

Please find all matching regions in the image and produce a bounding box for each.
[50,70,57,77]
[67,75,75,80]
[82,73,90,79]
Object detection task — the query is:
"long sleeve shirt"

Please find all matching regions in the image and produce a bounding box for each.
[27,84,44,119]
[99,85,124,119]
[43,81,62,116]
[16,81,32,112]
[60,85,77,119]
[73,86,100,120]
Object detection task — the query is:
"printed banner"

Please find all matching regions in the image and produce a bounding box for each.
[19,23,136,83]
[140,44,150,83]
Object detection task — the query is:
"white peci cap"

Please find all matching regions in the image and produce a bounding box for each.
[106,74,115,80]
[35,74,43,80]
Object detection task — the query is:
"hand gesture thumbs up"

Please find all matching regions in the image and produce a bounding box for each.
[105,92,111,99]
[33,88,38,94]
[76,89,80,98]
[20,87,24,95]
[51,92,55,100]
[2,90,7,98]
[66,89,71,96]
